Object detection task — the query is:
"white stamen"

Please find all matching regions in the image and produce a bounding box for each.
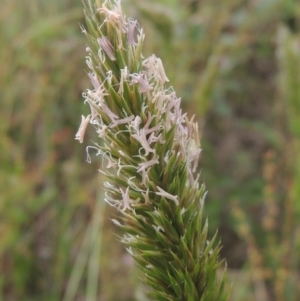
[142,189,151,204]
[110,115,134,128]
[119,187,132,211]
[156,186,179,206]
[132,129,155,156]
[156,57,169,84]
[118,67,128,94]
[127,19,138,45]
[75,115,91,143]
[98,36,116,61]
[137,156,159,172]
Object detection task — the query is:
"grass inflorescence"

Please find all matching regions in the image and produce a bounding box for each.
[77,1,228,300]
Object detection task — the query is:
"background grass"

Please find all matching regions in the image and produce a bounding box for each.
[1,0,300,300]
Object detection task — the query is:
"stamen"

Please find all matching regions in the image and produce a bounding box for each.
[127,19,138,45]
[118,67,128,94]
[98,36,116,61]
[132,129,155,156]
[75,115,91,143]
[87,72,101,90]
[156,186,179,205]
[130,72,153,93]
[110,115,134,128]
[119,187,133,211]
[137,156,159,172]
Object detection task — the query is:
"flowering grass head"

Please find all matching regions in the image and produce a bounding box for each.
[77,0,228,300]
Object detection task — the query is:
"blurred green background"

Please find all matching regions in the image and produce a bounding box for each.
[1,0,300,300]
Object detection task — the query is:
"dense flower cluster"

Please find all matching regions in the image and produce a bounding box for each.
[76,0,202,211]
[77,1,228,300]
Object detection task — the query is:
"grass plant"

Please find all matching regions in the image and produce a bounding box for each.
[1,0,300,300]
[77,1,228,300]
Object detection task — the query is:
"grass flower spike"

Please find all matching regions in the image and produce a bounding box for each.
[78,0,228,300]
